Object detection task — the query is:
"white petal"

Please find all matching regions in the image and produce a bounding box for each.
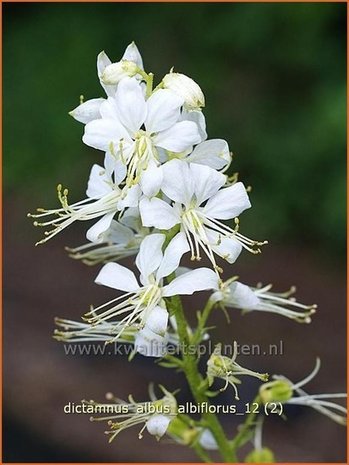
[145,306,169,336]
[154,121,201,153]
[139,161,163,197]
[83,119,129,152]
[120,207,142,231]
[199,429,218,450]
[107,220,134,244]
[134,327,168,357]
[97,51,117,97]
[104,151,116,176]
[156,232,189,280]
[163,268,218,296]
[95,262,139,292]
[69,98,104,124]
[206,229,242,264]
[146,415,171,437]
[145,89,183,133]
[99,97,119,120]
[114,77,146,133]
[104,152,127,185]
[136,234,165,281]
[161,159,194,205]
[203,182,251,220]
[122,42,144,69]
[181,109,207,141]
[117,184,141,209]
[86,212,115,243]
[228,282,260,309]
[187,139,231,170]
[139,197,180,230]
[190,163,226,205]
[86,164,113,199]
[97,50,111,73]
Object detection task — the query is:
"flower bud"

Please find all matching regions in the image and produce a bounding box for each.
[245,447,275,463]
[101,60,139,85]
[259,379,293,404]
[163,72,205,110]
[198,429,218,450]
[146,414,171,439]
[166,417,199,445]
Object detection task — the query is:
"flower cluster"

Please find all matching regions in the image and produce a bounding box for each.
[29,42,268,354]
[85,386,177,442]
[29,43,346,459]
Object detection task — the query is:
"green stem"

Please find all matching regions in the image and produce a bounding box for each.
[192,297,216,345]
[193,443,213,463]
[145,72,154,98]
[230,395,261,453]
[167,292,236,462]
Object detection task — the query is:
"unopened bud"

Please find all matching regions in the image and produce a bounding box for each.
[101,60,139,85]
[259,379,293,404]
[245,447,275,463]
[163,72,205,110]
[167,417,199,445]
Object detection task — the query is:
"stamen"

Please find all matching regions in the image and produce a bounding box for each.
[28,188,122,245]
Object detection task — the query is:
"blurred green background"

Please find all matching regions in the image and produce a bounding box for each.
[3,3,346,463]
[4,2,346,258]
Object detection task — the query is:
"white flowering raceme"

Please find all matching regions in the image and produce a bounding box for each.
[163,71,205,110]
[83,77,202,194]
[207,343,268,400]
[69,42,144,123]
[28,163,140,244]
[212,280,317,323]
[140,159,265,274]
[86,387,177,442]
[30,43,343,461]
[83,233,216,347]
[260,359,347,425]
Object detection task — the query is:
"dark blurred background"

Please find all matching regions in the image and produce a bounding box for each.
[3,2,346,462]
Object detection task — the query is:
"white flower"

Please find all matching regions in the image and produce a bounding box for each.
[83,77,202,194]
[140,159,265,274]
[28,164,140,245]
[83,233,217,342]
[66,208,148,265]
[163,72,205,110]
[207,342,268,400]
[86,387,177,442]
[69,42,144,123]
[260,359,347,425]
[212,280,317,323]
[54,311,193,355]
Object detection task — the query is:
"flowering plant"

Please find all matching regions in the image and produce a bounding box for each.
[29,43,346,462]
